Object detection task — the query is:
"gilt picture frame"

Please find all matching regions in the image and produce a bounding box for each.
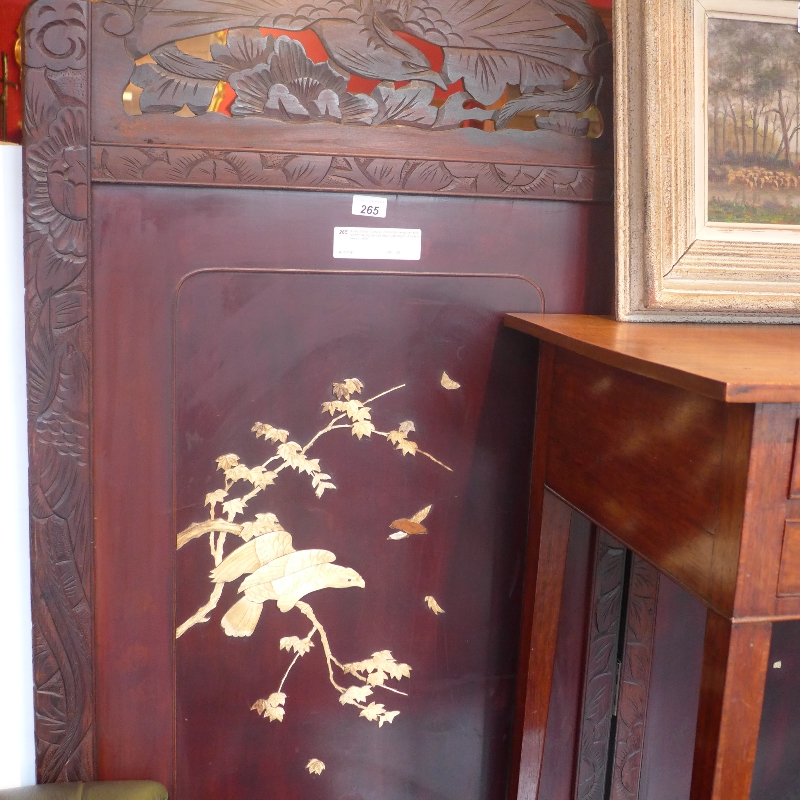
[615,0,800,321]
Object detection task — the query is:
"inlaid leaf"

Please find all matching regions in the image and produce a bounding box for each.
[332,378,364,400]
[312,473,337,498]
[378,710,400,727]
[441,372,461,390]
[280,635,314,655]
[396,439,419,456]
[410,505,432,524]
[306,758,325,775]
[425,595,445,614]
[343,400,370,421]
[339,685,373,705]
[359,702,386,721]
[216,453,240,470]
[321,400,347,415]
[204,489,228,517]
[225,464,251,483]
[367,669,387,686]
[390,518,426,535]
[277,441,305,467]
[222,497,247,521]
[248,466,278,489]
[252,691,286,721]
[352,419,375,439]
[252,422,290,442]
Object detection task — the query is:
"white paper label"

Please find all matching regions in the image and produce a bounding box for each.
[333,227,421,260]
[352,195,387,218]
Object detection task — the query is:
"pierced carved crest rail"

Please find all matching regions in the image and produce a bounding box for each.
[87,0,612,199]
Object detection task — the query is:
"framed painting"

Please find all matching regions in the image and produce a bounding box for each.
[615,0,800,321]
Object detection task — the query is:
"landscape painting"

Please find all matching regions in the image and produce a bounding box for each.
[707,17,800,226]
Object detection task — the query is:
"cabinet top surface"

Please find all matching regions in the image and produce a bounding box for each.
[504,314,800,403]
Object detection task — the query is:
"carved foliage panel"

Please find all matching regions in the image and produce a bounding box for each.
[91,145,609,199]
[575,531,626,800]
[100,0,608,132]
[90,0,613,198]
[609,556,659,800]
[574,538,660,800]
[23,0,93,782]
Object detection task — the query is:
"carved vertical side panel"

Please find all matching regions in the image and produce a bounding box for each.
[610,556,659,800]
[23,0,93,782]
[574,531,626,800]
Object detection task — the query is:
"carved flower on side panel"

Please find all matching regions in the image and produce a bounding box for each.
[229,36,377,124]
[27,106,88,260]
[24,0,87,72]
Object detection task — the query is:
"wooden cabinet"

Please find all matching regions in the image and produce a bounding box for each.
[506,314,800,800]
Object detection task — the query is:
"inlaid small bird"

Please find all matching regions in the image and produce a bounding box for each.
[388,504,432,540]
[212,530,365,637]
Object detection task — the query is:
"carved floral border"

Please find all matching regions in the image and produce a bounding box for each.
[91,144,611,200]
[23,0,94,782]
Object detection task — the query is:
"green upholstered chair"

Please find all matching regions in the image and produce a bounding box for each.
[0,783,167,800]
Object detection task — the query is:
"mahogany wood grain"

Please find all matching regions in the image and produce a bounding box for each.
[504,314,800,403]
[638,575,705,800]
[789,421,800,499]
[727,404,800,618]
[690,614,772,800]
[707,405,753,617]
[610,555,659,800]
[545,348,726,602]
[509,340,564,800]
[777,522,800,596]
[751,620,800,800]
[511,489,572,800]
[538,515,595,800]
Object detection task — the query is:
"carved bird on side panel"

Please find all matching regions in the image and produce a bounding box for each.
[115,0,606,113]
[212,531,365,636]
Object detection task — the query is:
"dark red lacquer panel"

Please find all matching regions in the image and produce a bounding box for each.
[174,272,540,800]
[92,185,612,796]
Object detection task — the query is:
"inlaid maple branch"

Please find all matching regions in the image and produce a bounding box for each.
[177,377,449,729]
[176,379,450,640]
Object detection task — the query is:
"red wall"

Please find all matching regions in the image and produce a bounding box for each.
[0,0,26,143]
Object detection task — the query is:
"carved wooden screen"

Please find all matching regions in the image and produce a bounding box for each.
[22,0,613,796]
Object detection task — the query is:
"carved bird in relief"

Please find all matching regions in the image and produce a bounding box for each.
[212,530,365,637]
[118,0,606,110]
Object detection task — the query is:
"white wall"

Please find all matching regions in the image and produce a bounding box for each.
[0,143,37,789]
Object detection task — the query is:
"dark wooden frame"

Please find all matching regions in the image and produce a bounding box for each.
[21,0,616,782]
[23,0,93,781]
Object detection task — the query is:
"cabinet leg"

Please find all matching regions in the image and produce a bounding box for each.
[510,488,572,800]
[690,611,772,800]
